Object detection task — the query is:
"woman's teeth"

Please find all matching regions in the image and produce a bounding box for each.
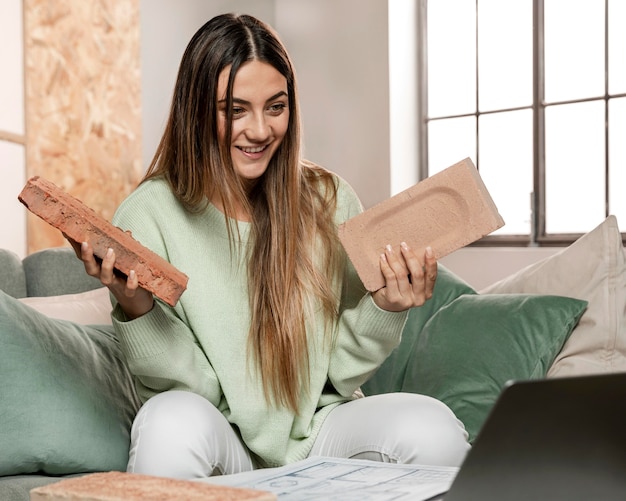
[240,145,266,153]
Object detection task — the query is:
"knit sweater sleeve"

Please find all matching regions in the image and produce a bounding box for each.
[327,177,408,398]
[111,302,221,404]
[109,180,221,405]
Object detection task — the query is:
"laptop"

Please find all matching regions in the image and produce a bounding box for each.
[443,372,626,501]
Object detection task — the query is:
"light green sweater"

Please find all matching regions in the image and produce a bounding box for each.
[110,174,408,467]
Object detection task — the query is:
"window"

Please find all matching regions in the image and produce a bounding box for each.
[420,0,626,244]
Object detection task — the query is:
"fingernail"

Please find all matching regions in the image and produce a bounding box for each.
[129,270,136,280]
[385,244,393,253]
[380,253,387,263]
[426,246,433,257]
[401,241,409,250]
[81,242,88,251]
[106,248,113,258]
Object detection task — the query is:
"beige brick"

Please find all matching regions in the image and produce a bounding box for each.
[29,471,276,501]
[338,158,505,291]
[18,176,188,307]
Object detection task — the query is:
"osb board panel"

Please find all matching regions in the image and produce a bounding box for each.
[24,0,142,253]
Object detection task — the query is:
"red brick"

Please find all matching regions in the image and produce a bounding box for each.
[338,158,505,291]
[29,471,276,500]
[18,176,188,307]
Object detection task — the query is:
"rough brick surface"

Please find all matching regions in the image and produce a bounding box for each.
[29,471,276,501]
[18,176,188,307]
[338,158,505,291]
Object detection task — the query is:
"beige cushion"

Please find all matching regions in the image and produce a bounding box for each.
[481,215,626,377]
[19,287,112,325]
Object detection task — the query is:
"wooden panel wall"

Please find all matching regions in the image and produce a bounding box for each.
[24,0,142,252]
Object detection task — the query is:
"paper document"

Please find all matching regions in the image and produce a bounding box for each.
[199,456,458,500]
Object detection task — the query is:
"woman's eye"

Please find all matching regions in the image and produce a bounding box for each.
[232,107,245,116]
[268,103,287,114]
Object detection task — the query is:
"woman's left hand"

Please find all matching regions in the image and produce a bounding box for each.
[372,242,437,312]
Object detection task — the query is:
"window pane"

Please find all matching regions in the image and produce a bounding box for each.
[428,116,476,175]
[609,98,626,222]
[609,0,626,94]
[427,0,476,117]
[544,0,605,102]
[479,110,533,235]
[478,0,533,112]
[545,101,605,233]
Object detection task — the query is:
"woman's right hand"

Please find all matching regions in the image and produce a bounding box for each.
[67,238,154,320]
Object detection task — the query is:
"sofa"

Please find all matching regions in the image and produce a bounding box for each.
[0,248,141,500]
[1,216,625,500]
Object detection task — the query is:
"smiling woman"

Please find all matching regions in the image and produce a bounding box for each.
[65,12,470,480]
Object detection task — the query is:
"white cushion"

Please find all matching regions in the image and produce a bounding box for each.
[19,287,112,325]
[481,215,626,377]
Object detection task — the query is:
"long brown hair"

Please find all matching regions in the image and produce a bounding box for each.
[143,13,343,412]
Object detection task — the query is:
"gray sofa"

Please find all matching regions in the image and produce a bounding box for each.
[1,216,624,500]
[0,246,103,299]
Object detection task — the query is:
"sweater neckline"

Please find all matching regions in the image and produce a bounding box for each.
[205,202,251,241]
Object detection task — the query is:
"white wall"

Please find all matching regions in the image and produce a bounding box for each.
[0,0,26,258]
[275,0,390,209]
[440,246,563,290]
[389,0,420,194]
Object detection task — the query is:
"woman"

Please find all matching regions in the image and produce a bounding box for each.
[74,13,469,479]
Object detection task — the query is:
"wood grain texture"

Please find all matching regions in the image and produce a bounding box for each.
[24,0,142,253]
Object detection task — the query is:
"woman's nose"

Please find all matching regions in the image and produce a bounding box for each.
[245,113,270,141]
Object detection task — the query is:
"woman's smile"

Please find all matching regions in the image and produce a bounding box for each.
[236,144,270,159]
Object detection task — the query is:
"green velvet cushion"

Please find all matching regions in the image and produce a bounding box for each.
[362,265,475,396]
[403,293,587,443]
[0,290,140,476]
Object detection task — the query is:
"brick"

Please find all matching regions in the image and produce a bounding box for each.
[18,176,188,307]
[29,471,276,501]
[338,158,505,291]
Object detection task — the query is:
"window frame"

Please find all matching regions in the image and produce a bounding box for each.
[417,0,626,246]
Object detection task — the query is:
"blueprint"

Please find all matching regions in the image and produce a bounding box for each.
[200,456,458,500]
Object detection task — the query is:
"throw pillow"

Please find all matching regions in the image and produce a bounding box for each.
[481,215,626,377]
[0,248,27,298]
[0,290,141,476]
[18,287,112,325]
[362,265,475,396]
[402,293,587,443]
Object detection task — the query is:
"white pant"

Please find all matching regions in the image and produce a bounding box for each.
[127,390,470,479]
